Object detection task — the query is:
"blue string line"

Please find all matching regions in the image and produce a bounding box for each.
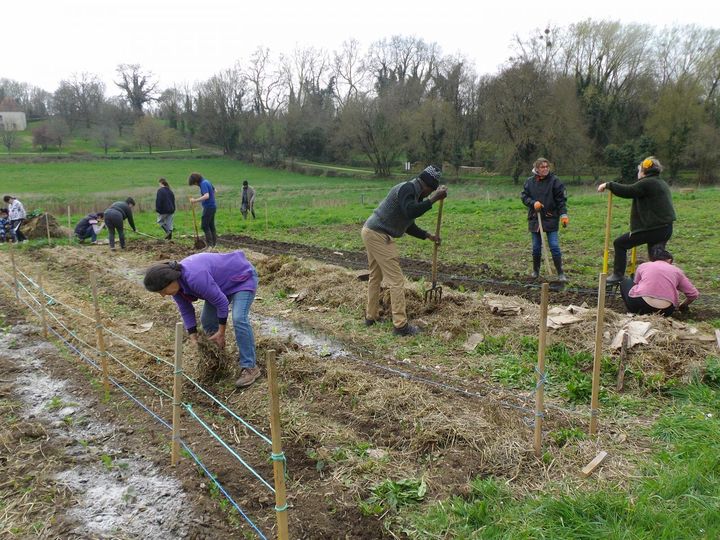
[184,404,276,493]
[46,324,268,539]
[183,374,272,445]
[105,350,173,400]
[179,442,269,540]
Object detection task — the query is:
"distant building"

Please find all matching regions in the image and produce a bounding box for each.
[0,97,27,131]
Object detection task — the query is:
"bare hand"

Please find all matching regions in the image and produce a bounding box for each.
[209,331,225,349]
[597,183,607,192]
[431,186,448,202]
[188,196,195,203]
[427,234,441,245]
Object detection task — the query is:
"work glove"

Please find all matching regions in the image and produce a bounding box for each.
[560,215,569,228]
[533,201,543,211]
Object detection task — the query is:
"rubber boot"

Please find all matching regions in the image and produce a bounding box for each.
[531,255,541,279]
[553,256,568,282]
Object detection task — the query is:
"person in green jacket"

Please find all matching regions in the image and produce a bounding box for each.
[597,156,676,284]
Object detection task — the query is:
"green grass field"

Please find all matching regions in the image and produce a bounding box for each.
[3,157,718,298]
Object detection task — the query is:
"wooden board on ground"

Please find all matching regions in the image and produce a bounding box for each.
[581,451,609,477]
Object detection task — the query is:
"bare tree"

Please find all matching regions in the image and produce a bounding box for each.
[332,39,370,109]
[63,73,105,128]
[95,124,117,155]
[195,67,246,153]
[134,116,164,153]
[115,64,159,115]
[245,47,285,116]
[0,125,18,154]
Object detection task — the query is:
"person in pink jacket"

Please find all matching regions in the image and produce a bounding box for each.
[619,247,698,317]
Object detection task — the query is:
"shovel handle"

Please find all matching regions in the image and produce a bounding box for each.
[190,202,201,239]
[431,199,444,284]
[603,192,613,274]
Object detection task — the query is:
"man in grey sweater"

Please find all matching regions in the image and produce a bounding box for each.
[362,165,448,336]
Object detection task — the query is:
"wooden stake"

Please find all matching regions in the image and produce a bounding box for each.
[602,193,613,274]
[590,273,607,436]
[615,332,629,392]
[45,212,51,245]
[9,247,19,300]
[91,273,110,398]
[534,283,549,457]
[536,213,553,277]
[171,322,184,466]
[38,273,48,339]
[267,350,289,540]
[67,206,72,242]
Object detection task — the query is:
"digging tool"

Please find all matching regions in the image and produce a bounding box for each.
[602,192,613,274]
[135,230,160,240]
[424,199,444,304]
[190,202,207,250]
[536,210,553,278]
[628,246,637,276]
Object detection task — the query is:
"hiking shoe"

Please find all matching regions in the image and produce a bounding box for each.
[530,270,539,279]
[364,318,377,327]
[393,323,420,337]
[235,366,261,388]
[556,273,569,282]
[606,273,623,284]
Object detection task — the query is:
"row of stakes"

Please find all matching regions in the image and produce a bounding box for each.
[7,250,289,540]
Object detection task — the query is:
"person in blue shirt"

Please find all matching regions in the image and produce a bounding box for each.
[74,212,104,243]
[188,172,217,248]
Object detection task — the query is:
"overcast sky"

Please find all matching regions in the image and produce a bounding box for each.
[4,0,718,93]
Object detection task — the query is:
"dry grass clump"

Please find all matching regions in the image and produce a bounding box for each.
[195,334,235,382]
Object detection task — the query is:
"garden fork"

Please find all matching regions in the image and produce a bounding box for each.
[424,199,444,304]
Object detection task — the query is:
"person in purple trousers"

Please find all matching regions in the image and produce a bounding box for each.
[143,251,260,388]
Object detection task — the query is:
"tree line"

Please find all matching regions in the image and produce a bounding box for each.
[2,20,719,182]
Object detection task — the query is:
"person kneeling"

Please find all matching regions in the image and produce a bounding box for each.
[619,248,698,317]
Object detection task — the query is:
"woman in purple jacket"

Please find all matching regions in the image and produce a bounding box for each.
[143,251,260,388]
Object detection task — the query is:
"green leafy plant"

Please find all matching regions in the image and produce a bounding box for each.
[360,478,427,516]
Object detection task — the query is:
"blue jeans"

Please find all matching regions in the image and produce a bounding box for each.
[200,289,256,368]
[76,225,96,242]
[531,231,561,258]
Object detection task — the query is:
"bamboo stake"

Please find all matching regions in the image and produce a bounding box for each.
[171,322,184,466]
[45,212,51,245]
[9,247,18,300]
[602,193,613,274]
[67,206,72,242]
[534,282,549,457]
[91,273,110,398]
[38,273,48,339]
[629,246,637,276]
[590,273,607,436]
[266,350,289,540]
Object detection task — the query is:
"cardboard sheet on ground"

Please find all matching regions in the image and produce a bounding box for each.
[487,299,522,316]
[127,322,153,333]
[611,320,658,350]
[545,305,588,329]
[462,333,484,352]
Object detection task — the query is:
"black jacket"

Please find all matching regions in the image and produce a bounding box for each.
[607,174,675,234]
[520,172,567,233]
[155,186,176,214]
[105,201,136,231]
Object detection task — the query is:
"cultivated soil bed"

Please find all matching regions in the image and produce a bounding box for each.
[1,237,717,538]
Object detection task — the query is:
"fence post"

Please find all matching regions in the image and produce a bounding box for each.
[533,283,549,457]
[590,273,607,436]
[10,247,19,300]
[45,212,51,245]
[38,273,48,339]
[67,206,72,242]
[171,322,184,466]
[267,350,289,539]
[91,273,110,398]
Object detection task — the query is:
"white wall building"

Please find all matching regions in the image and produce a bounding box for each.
[0,97,27,131]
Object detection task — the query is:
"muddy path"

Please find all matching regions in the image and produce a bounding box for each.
[218,234,720,320]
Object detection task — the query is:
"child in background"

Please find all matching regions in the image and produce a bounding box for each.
[0,209,9,242]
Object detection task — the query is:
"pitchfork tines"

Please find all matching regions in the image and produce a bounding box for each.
[424,198,444,304]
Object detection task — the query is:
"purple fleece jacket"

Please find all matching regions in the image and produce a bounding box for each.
[172,251,257,331]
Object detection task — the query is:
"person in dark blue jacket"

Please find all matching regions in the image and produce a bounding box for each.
[103,197,137,250]
[155,178,176,240]
[74,212,104,243]
[520,157,569,281]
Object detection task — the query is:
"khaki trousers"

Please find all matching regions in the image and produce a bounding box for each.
[361,226,407,329]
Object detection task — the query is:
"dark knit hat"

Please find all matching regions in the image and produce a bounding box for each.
[419,165,442,190]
